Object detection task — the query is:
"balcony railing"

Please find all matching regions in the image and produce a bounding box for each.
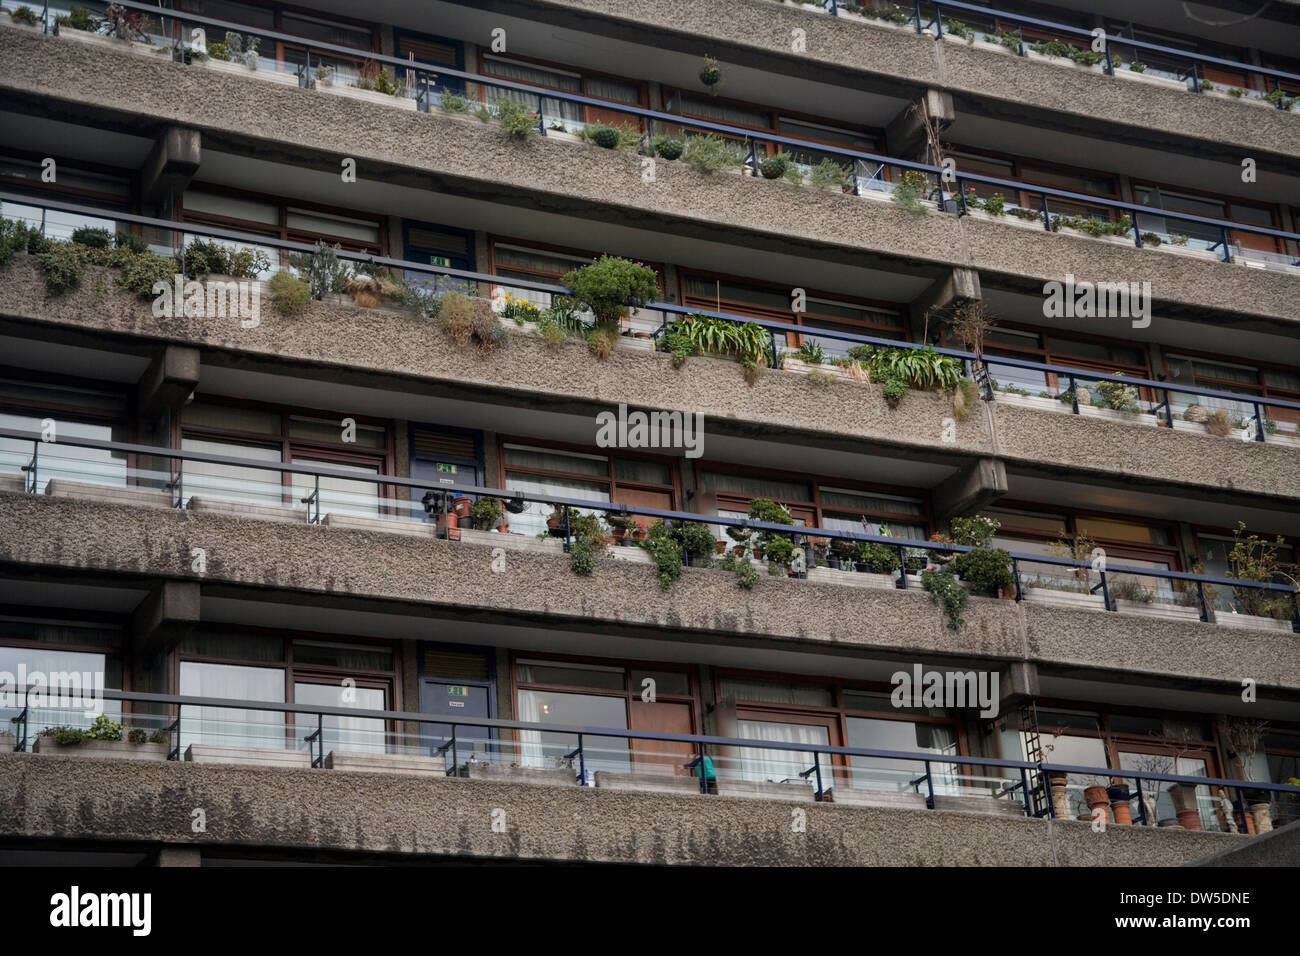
[24,0,1300,269]
[5,685,1297,830]
[812,0,1300,102]
[4,426,1298,630]
[4,191,1299,441]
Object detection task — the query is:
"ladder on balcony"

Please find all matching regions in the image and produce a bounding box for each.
[1021,700,1052,817]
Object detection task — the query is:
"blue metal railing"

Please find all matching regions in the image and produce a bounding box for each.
[3,190,1298,434]
[4,426,1298,630]
[52,0,1300,262]
[6,686,1298,830]
[835,0,1300,96]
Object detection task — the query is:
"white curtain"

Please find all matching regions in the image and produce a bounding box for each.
[736,719,829,789]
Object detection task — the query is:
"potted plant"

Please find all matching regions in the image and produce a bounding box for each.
[561,256,660,340]
[546,504,570,536]
[1168,782,1203,830]
[853,541,900,574]
[699,55,722,90]
[316,65,333,87]
[1108,779,1133,825]
[1084,784,1110,820]
[606,513,638,545]
[451,495,473,521]
[469,497,506,533]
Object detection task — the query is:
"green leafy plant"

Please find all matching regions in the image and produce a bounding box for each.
[1140,231,1162,247]
[287,241,350,300]
[699,55,722,88]
[496,98,538,140]
[759,152,792,180]
[372,70,399,96]
[10,6,41,26]
[439,92,471,113]
[269,270,310,315]
[127,728,148,744]
[810,158,851,192]
[1094,374,1140,414]
[586,124,622,149]
[683,134,745,173]
[1263,89,1298,110]
[1226,522,1297,618]
[1169,232,1189,246]
[1111,576,1154,603]
[793,341,826,364]
[56,7,98,31]
[722,549,759,590]
[677,521,717,562]
[641,519,684,590]
[562,256,659,326]
[70,226,113,249]
[853,541,900,573]
[469,497,504,530]
[648,135,684,160]
[569,511,610,577]
[86,714,125,741]
[923,569,967,629]
[40,726,89,745]
[36,243,84,295]
[1128,60,1147,73]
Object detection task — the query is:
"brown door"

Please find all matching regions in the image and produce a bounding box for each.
[584,104,641,129]
[617,487,673,532]
[630,700,694,775]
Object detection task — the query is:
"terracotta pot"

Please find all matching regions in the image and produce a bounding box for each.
[732,544,747,557]
[1111,800,1133,825]
[714,540,726,555]
[611,527,626,544]
[1084,785,1110,809]
[633,527,648,542]
[438,512,458,532]
[1158,818,1181,828]
[1250,802,1273,834]
[753,548,765,561]
[446,527,461,542]
[495,518,509,534]
[1176,807,1203,831]
[452,495,473,518]
[1169,783,1199,813]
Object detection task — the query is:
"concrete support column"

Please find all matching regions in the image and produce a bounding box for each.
[911,267,980,342]
[131,581,201,663]
[932,457,1008,521]
[884,89,954,163]
[137,345,199,422]
[138,126,201,215]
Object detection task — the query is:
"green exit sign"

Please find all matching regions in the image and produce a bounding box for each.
[436,463,457,474]
[447,685,467,697]
[430,256,449,267]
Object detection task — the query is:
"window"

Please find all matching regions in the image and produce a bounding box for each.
[177,400,391,516]
[180,187,384,274]
[1133,185,1279,255]
[514,657,695,776]
[501,441,678,536]
[988,506,1183,603]
[1196,531,1296,615]
[716,674,965,798]
[478,54,643,134]
[1165,353,1300,428]
[680,273,905,358]
[0,377,129,492]
[0,619,123,745]
[948,147,1119,221]
[177,632,396,754]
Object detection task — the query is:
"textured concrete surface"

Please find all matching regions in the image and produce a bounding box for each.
[1193,819,1300,866]
[3,491,1299,690]
[990,401,1300,505]
[1,256,1294,501]
[0,752,1244,865]
[467,0,1300,166]
[0,25,1295,324]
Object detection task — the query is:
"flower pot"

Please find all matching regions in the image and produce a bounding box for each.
[1111,799,1133,825]
[1176,807,1203,831]
[611,527,626,545]
[732,544,746,557]
[1047,772,1070,817]
[1084,785,1110,810]
[495,518,510,534]
[752,548,765,561]
[1158,818,1181,828]
[452,496,473,518]
[1250,802,1273,834]
[1169,783,1199,813]
[1074,386,1091,407]
[714,540,726,555]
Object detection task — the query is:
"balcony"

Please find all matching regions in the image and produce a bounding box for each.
[3,19,1299,325]
[2,687,1292,864]
[2,439,1298,692]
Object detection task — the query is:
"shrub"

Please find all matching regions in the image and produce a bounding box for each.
[793,341,826,364]
[440,292,478,346]
[699,55,722,88]
[86,714,125,741]
[207,41,230,60]
[1205,408,1233,436]
[269,270,310,315]
[648,135,684,160]
[981,193,1006,216]
[1129,60,1147,73]
[865,345,964,392]
[585,323,620,360]
[882,375,907,403]
[678,521,717,560]
[683,134,745,174]
[587,124,622,149]
[288,241,350,300]
[853,541,900,573]
[1094,374,1140,414]
[113,231,148,255]
[372,70,399,96]
[952,546,1014,597]
[949,514,1000,549]
[70,226,113,249]
[891,185,925,213]
[36,243,84,295]
[537,317,569,347]
[810,158,851,191]
[469,497,503,530]
[1140,231,1162,247]
[1227,522,1296,618]
[722,549,759,590]
[127,728,148,744]
[41,726,88,745]
[759,153,791,180]
[1111,576,1154,603]
[116,250,176,299]
[923,569,967,629]
[570,537,596,575]
[439,92,471,113]
[562,256,659,326]
[952,377,979,420]
[11,6,41,26]
[56,7,98,31]
[642,519,684,590]
[0,219,39,266]
[496,98,538,140]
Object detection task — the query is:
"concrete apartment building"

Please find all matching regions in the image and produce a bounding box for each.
[0,0,1298,867]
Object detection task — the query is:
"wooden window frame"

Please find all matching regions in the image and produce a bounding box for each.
[475,50,650,125]
[496,435,682,512]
